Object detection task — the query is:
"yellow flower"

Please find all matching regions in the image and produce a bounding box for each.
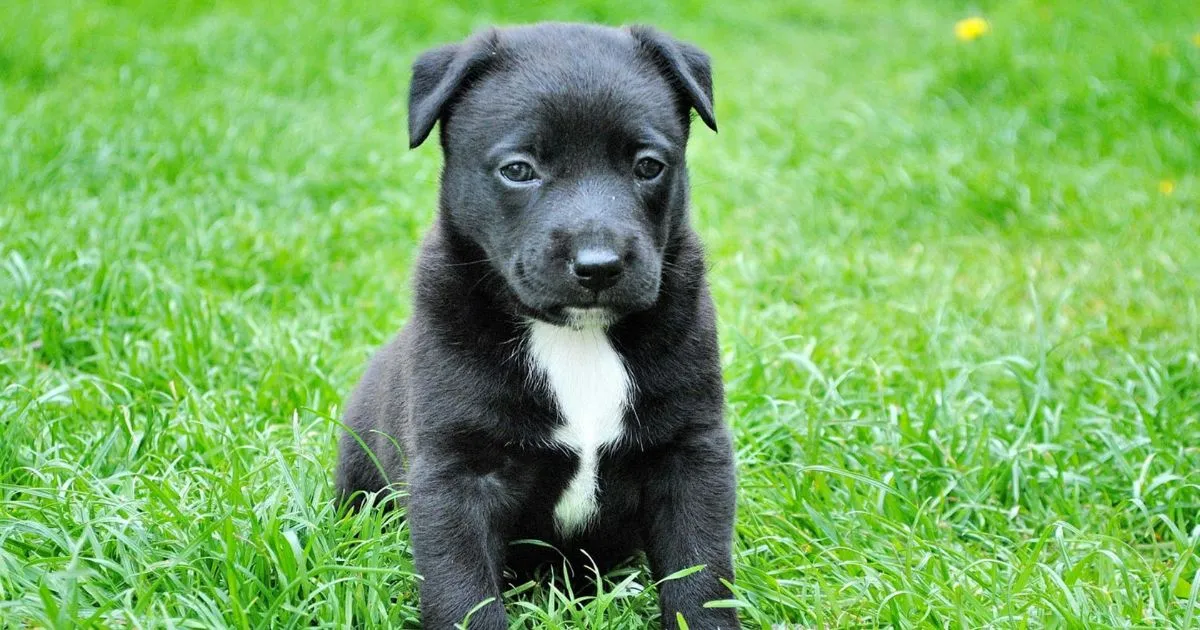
[1192,33,1200,47]
[955,17,990,41]
[1159,180,1175,196]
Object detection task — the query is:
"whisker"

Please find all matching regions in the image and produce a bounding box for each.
[441,257,495,268]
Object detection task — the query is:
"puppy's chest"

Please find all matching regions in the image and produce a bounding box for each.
[525,322,631,535]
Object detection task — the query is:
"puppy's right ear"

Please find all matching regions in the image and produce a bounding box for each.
[407,30,498,149]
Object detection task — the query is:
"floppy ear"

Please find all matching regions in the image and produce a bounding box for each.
[628,26,717,132]
[407,30,498,148]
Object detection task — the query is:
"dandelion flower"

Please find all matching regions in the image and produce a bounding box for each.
[1159,180,1175,196]
[955,17,990,42]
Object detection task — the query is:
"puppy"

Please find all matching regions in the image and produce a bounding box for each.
[336,22,738,630]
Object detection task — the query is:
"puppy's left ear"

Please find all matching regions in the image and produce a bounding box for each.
[407,29,499,148]
[628,26,717,132]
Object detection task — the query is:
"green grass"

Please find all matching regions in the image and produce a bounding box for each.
[3,0,1200,627]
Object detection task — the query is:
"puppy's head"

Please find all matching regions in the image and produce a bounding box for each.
[408,23,716,327]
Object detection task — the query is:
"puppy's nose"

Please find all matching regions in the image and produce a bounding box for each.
[570,248,623,292]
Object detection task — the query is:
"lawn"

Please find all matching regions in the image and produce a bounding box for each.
[2,0,1199,627]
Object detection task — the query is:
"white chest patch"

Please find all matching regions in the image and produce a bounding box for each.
[526,318,630,536]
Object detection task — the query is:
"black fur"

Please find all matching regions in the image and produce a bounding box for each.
[336,23,738,630]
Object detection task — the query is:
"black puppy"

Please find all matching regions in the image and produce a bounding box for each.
[336,22,738,630]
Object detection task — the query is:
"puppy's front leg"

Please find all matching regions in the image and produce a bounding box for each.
[408,456,509,630]
[643,427,740,630]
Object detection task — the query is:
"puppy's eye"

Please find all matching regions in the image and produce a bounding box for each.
[499,161,538,183]
[633,157,665,180]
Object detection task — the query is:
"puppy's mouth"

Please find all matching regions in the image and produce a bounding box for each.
[506,281,631,328]
[512,291,618,328]
[504,256,662,326]
[551,306,618,330]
